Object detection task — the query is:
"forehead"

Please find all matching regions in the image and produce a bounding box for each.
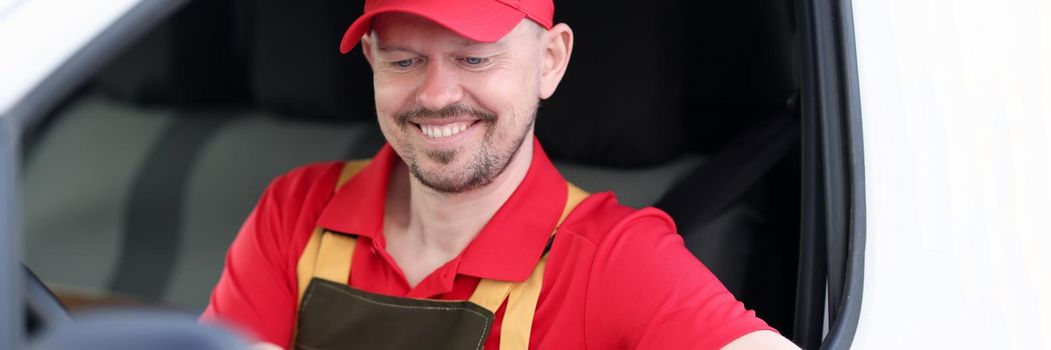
[370,13,528,51]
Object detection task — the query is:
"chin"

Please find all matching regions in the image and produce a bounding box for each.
[412,156,499,193]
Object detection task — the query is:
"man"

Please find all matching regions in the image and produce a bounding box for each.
[203,0,799,349]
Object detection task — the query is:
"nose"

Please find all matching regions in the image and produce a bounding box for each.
[416,60,463,111]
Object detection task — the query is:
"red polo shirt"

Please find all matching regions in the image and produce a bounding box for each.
[202,139,773,349]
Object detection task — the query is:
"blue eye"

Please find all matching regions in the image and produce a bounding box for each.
[393,59,415,68]
[463,57,485,65]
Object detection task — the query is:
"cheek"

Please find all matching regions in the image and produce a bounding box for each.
[373,74,417,118]
[471,68,539,123]
[373,77,409,158]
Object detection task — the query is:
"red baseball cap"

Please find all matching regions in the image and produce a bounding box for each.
[339,0,555,54]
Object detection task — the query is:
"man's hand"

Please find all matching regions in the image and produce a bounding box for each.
[253,342,284,350]
[722,330,800,350]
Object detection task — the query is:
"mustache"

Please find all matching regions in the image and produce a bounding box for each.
[395,104,497,125]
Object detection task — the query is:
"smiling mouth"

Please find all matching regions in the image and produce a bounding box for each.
[414,120,477,139]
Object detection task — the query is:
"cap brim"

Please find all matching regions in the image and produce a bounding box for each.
[339,0,527,54]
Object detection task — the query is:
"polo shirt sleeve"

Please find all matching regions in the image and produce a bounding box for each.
[200,164,339,348]
[584,209,775,349]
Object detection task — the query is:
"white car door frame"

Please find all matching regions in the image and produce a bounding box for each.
[0,0,188,347]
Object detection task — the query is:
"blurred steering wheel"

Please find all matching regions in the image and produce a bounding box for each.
[22,265,252,350]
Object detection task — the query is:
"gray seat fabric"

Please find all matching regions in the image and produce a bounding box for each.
[24,97,175,297]
[22,95,701,311]
[23,96,381,310]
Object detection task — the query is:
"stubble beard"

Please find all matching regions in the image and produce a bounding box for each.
[394,104,535,193]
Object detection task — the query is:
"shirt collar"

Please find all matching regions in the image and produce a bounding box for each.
[316,137,568,282]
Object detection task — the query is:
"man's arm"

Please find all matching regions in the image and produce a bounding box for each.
[584,211,785,349]
[201,195,298,347]
[200,168,328,349]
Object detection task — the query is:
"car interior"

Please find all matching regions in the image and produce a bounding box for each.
[21,0,803,343]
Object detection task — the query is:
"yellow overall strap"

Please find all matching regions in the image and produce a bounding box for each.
[469,182,590,350]
[296,160,370,304]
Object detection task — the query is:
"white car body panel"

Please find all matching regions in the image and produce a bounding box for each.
[852,0,1051,348]
[0,0,142,118]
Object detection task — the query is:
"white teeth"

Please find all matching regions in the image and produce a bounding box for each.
[420,122,470,139]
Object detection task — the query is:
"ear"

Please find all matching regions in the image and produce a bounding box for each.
[360,32,375,67]
[538,23,574,100]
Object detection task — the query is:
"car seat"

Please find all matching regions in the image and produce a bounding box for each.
[22,0,800,335]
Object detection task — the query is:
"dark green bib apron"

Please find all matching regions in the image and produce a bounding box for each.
[291,160,588,350]
[296,275,496,350]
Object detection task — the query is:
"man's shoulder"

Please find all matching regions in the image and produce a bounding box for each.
[560,192,678,246]
[264,160,353,198]
[252,160,373,223]
[248,160,364,252]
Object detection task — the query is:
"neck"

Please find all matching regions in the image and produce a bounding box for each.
[384,136,535,266]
